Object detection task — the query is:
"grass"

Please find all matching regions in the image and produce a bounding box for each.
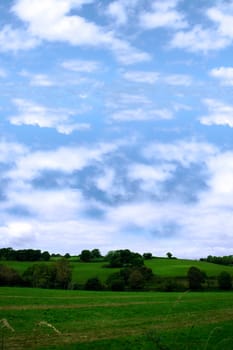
[145,258,233,278]
[0,287,233,349]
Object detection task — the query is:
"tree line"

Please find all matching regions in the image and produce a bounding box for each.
[0,248,232,292]
[200,255,233,266]
[0,248,50,261]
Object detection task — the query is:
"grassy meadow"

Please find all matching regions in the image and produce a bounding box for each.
[0,287,233,349]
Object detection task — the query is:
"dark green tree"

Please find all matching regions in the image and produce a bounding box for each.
[105,249,144,268]
[91,249,102,260]
[0,264,22,286]
[128,270,144,290]
[217,271,232,290]
[80,250,92,262]
[187,266,206,290]
[85,277,103,290]
[143,252,153,260]
[54,258,72,289]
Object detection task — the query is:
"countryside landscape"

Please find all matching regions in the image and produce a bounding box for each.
[1,0,233,349]
[0,248,233,349]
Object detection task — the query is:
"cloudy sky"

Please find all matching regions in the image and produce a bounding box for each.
[0,0,233,258]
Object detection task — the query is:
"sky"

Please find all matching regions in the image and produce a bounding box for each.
[0,0,233,258]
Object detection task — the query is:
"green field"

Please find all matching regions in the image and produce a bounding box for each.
[0,287,233,349]
[3,258,233,286]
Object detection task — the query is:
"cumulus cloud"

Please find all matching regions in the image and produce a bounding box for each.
[62,59,101,73]
[163,74,192,86]
[200,99,233,128]
[0,25,39,52]
[143,140,218,166]
[6,141,120,183]
[11,0,150,64]
[106,1,128,25]
[210,66,233,85]
[0,140,27,164]
[123,70,159,84]
[111,108,173,121]
[9,98,90,134]
[128,163,175,192]
[140,0,187,30]
[170,3,233,53]
[170,26,230,52]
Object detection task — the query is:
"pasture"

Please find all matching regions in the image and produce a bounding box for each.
[0,287,233,349]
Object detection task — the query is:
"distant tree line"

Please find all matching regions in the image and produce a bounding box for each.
[0,247,232,292]
[200,255,233,266]
[0,248,50,261]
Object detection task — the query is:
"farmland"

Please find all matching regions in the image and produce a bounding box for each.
[0,287,233,349]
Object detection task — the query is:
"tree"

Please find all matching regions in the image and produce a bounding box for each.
[41,251,50,261]
[105,249,144,268]
[80,250,92,262]
[91,249,102,260]
[23,264,56,289]
[143,253,153,260]
[54,258,72,289]
[128,270,144,290]
[0,264,22,286]
[217,271,232,290]
[187,266,206,290]
[106,272,126,291]
[166,252,173,259]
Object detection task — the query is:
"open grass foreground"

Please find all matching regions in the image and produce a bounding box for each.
[0,288,233,349]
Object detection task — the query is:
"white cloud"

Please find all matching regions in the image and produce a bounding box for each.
[163,74,192,86]
[207,4,233,40]
[111,108,173,121]
[123,70,159,84]
[207,152,233,199]
[107,1,128,25]
[210,67,233,86]
[0,140,27,163]
[29,74,54,86]
[0,25,39,52]
[128,163,174,192]
[106,0,140,26]
[170,26,230,52]
[95,168,116,193]
[20,71,54,86]
[200,99,233,128]
[12,0,150,64]
[9,98,90,134]
[144,140,218,167]
[0,68,7,78]
[7,142,120,182]
[140,0,187,30]
[7,186,85,221]
[62,59,101,73]
[170,3,233,53]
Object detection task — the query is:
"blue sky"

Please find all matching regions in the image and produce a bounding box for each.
[0,0,233,258]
